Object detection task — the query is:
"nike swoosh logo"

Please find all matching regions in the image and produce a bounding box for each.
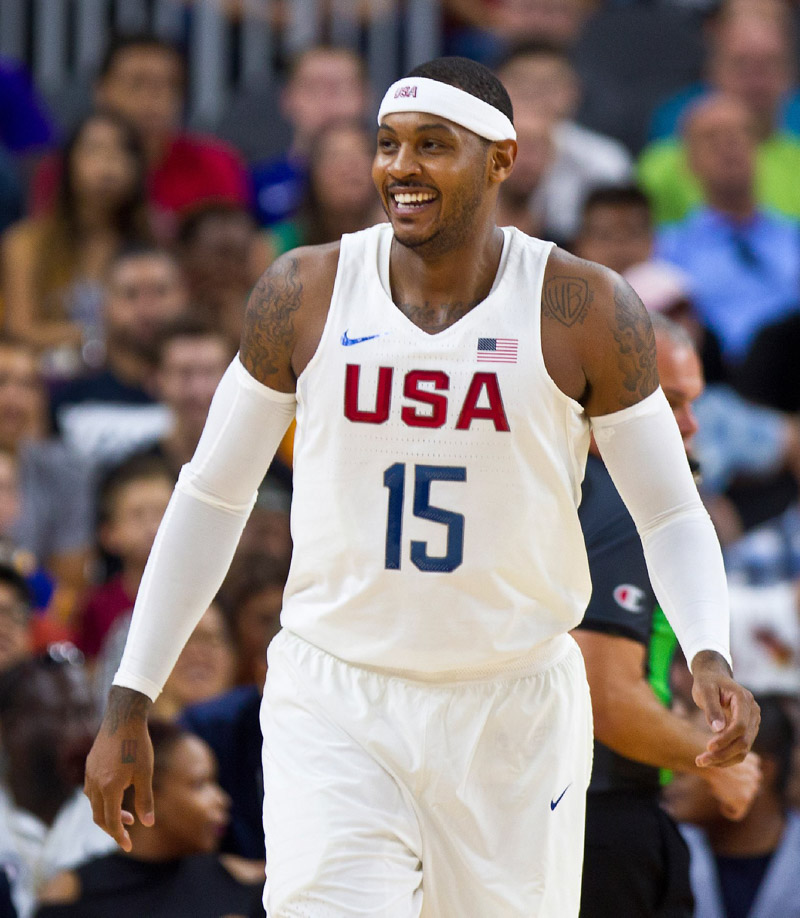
[341,330,382,346]
[550,783,571,811]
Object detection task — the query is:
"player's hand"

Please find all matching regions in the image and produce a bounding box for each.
[691,650,760,768]
[84,686,155,852]
[701,751,762,820]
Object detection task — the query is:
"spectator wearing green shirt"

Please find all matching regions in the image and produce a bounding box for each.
[638,9,800,225]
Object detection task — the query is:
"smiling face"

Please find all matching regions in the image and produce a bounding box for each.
[373,112,508,257]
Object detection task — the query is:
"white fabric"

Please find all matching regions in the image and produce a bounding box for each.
[113,357,296,700]
[0,786,115,918]
[378,77,517,141]
[591,387,731,668]
[261,629,592,918]
[284,223,593,676]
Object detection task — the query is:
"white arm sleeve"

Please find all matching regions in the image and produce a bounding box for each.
[591,387,731,669]
[113,357,296,701]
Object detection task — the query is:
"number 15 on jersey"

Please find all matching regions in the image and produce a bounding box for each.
[383,463,466,573]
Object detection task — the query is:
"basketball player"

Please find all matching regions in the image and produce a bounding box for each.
[84,58,760,917]
[575,315,762,918]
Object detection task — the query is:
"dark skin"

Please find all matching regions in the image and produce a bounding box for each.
[85,110,760,850]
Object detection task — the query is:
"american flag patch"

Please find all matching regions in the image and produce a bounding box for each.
[476,337,518,363]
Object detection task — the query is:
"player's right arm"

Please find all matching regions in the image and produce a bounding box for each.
[84,247,338,850]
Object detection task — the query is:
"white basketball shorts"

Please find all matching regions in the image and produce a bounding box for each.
[260,629,593,918]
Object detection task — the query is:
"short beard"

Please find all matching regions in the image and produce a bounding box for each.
[390,166,486,258]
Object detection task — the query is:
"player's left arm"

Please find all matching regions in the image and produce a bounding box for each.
[547,251,760,766]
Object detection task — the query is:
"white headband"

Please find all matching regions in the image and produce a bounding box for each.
[377,77,516,142]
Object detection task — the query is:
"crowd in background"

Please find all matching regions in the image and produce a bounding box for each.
[0,0,799,915]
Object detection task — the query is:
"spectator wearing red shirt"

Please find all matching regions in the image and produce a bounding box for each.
[75,455,175,659]
[32,34,251,242]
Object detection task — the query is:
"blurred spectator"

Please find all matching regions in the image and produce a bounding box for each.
[443,0,591,63]
[571,4,705,154]
[0,564,33,674]
[49,245,187,467]
[75,455,175,660]
[495,108,554,236]
[251,46,370,228]
[177,205,263,345]
[180,555,289,859]
[574,185,655,275]
[0,655,114,918]
[649,1,800,143]
[0,339,93,613]
[220,555,288,688]
[497,44,632,245]
[656,94,800,369]
[132,318,235,478]
[32,34,250,243]
[35,720,263,918]
[266,120,384,258]
[1,111,151,375]
[150,603,235,721]
[665,697,800,918]
[237,476,293,565]
[639,10,800,224]
[97,603,235,723]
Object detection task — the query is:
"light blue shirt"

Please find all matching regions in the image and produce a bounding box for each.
[656,207,800,360]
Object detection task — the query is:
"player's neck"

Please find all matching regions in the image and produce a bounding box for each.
[389,225,504,321]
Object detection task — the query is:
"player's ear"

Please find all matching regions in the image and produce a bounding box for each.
[489,139,516,184]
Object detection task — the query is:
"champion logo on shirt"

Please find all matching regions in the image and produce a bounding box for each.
[476,337,518,363]
[613,584,646,613]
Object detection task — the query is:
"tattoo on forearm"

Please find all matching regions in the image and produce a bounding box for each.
[542,276,592,327]
[240,257,302,382]
[398,299,479,334]
[611,281,658,406]
[103,689,150,736]
[121,740,137,764]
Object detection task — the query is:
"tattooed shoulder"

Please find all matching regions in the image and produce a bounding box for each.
[240,255,303,384]
[542,275,593,327]
[610,279,658,407]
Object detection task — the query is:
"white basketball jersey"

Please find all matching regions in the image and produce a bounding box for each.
[282,223,592,675]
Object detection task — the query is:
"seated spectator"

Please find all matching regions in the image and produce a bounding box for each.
[177,205,263,345]
[0,655,114,918]
[132,319,235,477]
[265,120,384,259]
[494,108,554,237]
[49,245,187,466]
[181,555,289,859]
[31,34,250,243]
[0,563,33,673]
[35,720,262,918]
[0,339,94,613]
[251,46,370,228]
[656,94,800,372]
[639,9,800,224]
[665,696,800,918]
[75,455,175,660]
[237,476,293,564]
[220,555,288,689]
[574,185,656,276]
[1,111,151,374]
[96,604,235,722]
[496,43,632,246]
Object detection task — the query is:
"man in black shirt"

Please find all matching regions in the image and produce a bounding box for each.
[575,314,762,917]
